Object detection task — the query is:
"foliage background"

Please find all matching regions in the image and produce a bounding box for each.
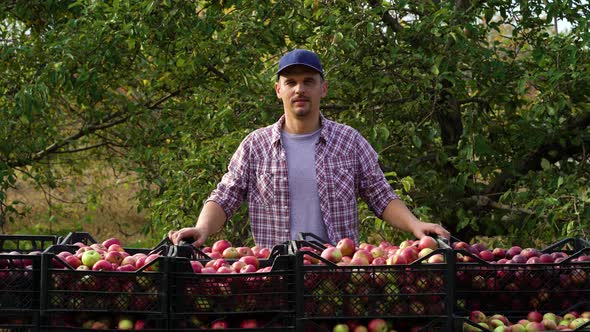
[1,0,589,248]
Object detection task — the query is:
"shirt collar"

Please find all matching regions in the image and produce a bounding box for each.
[271,113,332,145]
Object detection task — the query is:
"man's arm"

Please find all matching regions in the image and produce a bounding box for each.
[381,198,450,239]
[168,201,227,247]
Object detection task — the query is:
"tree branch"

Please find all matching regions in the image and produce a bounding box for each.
[9,89,183,168]
[367,0,402,33]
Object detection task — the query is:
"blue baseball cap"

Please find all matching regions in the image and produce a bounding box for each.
[277,49,324,78]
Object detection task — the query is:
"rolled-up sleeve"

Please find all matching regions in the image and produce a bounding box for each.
[207,134,252,219]
[356,135,399,217]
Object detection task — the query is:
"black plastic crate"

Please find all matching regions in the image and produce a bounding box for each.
[454,246,590,316]
[0,237,52,315]
[541,237,590,255]
[168,243,296,331]
[57,232,98,246]
[40,244,169,321]
[39,313,167,331]
[0,234,58,253]
[293,240,455,331]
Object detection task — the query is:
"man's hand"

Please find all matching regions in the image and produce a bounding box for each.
[412,221,450,240]
[168,227,208,247]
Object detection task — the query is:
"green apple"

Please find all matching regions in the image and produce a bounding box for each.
[81,250,102,268]
[333,323,350,332]
[117,316,134,330]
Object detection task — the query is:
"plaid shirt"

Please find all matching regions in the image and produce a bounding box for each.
[208,114,398,248]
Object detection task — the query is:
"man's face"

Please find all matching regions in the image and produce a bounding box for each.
[275,66,327,119]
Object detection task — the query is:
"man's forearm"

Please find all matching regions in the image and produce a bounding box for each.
[196,201,228,235]
[380,198,421,233]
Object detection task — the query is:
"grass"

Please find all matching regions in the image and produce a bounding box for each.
[3,166,164,248]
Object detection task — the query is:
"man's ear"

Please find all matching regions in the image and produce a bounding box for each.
[321,79,328,98]
[275,81,281,98]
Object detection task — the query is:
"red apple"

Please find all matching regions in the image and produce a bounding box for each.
[90,243,107,251]
[336,237,356,257]
[211,239,232,254]
[491,247,506,259]
[236,246,254,257]
[397,247,418,263]
[418,236,438,251]
[478,250,494,261]
[511,254,527,264]
[107,244,125,252]
[190,260,203,273]
[92,259,114,271]
[521,247,541,259]
[240,264,257,273]
[116,264,136,272]
[506,246,523,258]
[134,320,145,330]
[142,253,160,271]
[121,256,137,267]
[371,256,386,265]
[321,247,343,263]
[239,319,259,328]
[102,237,121,248]
[528,311,543,323]
[367,318,388,332]
[386,254,407,265]
[210,319,229,329]
[64,255,82,269]
[216,266,232,273]
[208,258,229,270]
[469,310,486,323]
[370,247,386,259]
[238,255,259,269]
[231,260,247,273]
[222,247,240,259]
[201,267,217,274]
[427,253,445,263]
[352,249,372,264]
[105,251,124,265]
[256,247,271,259]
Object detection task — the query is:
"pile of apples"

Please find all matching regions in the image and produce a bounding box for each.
[463,309,590,331]
[451,241,590,265]
[48,313,150,330]
[299,235,445,266]
[49,237,162,272]
[329,317,435,332]
[186,239,273,274]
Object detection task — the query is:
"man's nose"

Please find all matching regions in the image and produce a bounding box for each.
[295,84,305,94]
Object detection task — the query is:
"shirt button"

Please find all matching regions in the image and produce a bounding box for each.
[283,177,288,181]
[284,229,289,233]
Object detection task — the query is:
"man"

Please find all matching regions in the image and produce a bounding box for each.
[169,49,449,249]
